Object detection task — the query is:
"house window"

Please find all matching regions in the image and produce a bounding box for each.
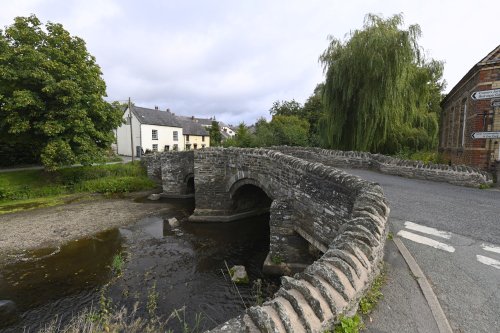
[186,135,190,142]
[173,131,178,141]
[152,129,158,140]
[152,144,158,152]
[164,145,169,151]
[193,144,197,150]
[201,144,205,148]
[202,136,205,142]
[173,144,178,151]
[185,144,191,150]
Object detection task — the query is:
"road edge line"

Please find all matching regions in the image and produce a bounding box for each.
[393,237,453,333]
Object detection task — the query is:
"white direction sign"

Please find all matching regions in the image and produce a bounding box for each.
[471,131,500,139]
[471,89,500,100]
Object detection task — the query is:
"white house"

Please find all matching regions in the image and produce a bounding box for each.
[116,105,184,156]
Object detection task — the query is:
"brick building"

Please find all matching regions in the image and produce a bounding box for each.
[439,45,500,170]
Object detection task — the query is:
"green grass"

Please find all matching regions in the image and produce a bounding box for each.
[0,162,156,214]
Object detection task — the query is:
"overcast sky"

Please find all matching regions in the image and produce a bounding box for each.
[1,0,499,125]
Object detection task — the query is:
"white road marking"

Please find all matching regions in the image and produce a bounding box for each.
[481,243,500,255]
[397,230,456,253]
[404,221,452,239]
[476,255,500,270]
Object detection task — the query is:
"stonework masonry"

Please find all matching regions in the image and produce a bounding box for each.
[270,146,492,188]
[140,146,493,331]
[143,147,390,332]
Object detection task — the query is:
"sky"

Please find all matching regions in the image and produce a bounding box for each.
[1,0,499,125]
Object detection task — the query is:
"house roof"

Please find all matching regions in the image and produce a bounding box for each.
[177,115,215,127]
[130,106,182,128]
[442,44,500,106]
[179,119,209,136]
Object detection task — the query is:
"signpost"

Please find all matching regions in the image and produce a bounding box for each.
[471,89,500,100]
[471,131,500,139]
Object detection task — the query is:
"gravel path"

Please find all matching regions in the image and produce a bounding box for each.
[0,192,168,266]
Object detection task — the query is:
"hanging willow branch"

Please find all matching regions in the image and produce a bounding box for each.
[319,13,444,153]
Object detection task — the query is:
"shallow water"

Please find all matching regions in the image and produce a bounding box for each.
[0,198,276,332]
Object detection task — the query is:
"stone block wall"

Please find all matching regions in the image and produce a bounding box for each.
[143,147,390,332]
[271,146,492,187]
[192,148,362,246]
[140,153,162,184]
[160,151,194,196]
[206,148,389,332]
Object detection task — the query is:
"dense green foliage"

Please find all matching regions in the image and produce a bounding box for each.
[223,115,310,148]
[319,14,444,154]
[269,85,325,145]
[209,120,222,147]
[0,162,155,203]
[0,15,123,170]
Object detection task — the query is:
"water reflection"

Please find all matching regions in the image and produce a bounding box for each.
[0,198,277,332]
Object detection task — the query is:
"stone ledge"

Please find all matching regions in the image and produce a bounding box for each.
[269,146,493,188]
[189,208,270,222]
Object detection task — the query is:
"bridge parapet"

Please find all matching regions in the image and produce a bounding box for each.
[144,147,390,332]
[270,146,493,187]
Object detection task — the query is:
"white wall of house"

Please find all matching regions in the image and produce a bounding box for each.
[221,126,235,137]
[116,108,141,156]
[141,124,184,152]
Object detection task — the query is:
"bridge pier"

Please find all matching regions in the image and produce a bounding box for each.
[160,151,195,198]
[263,199,319,275]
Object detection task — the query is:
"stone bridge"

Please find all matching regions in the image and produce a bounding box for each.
[141,146,492,332]
[143,147,390,332]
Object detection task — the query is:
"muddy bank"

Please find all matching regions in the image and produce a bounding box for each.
[0,191,167,266]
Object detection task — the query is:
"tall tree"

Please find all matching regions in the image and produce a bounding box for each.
[269,100,302,117]
[209,120,222,146]
[0,15,122,170]
[319,14,444,153]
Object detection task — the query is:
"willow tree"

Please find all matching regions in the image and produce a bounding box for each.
[319,14,444,153]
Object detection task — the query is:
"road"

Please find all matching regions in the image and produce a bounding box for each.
[343,168,500,333]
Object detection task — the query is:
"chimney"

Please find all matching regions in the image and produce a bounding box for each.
[155,106,158,110]
[167,108,170,112]
[191,116,195,120]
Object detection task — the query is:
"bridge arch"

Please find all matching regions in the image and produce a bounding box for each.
[184,173,195,194]
[229,178,273,213]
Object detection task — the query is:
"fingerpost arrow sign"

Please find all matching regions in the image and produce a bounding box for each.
[471,89,500,100]
[471,131,500,139]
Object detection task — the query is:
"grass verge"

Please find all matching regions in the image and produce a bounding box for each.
[0,162,156,214]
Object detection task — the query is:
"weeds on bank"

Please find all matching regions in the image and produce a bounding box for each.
[271,254,284,264]
[331,264,386,333]
[38,284,205,333]
[359,268,386,314]
[111,253,125,275]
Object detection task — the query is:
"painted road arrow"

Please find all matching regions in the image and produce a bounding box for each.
[471,89,500,100]
[471,131,500,139]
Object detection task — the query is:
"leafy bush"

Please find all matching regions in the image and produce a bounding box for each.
[0,162,155,205]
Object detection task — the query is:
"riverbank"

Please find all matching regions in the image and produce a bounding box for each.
[0,190,168,267]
